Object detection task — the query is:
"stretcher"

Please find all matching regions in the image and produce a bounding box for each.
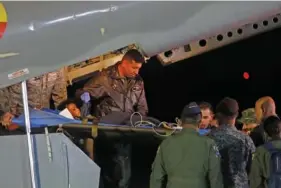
[61,123,180,140]
[12,109,181,139]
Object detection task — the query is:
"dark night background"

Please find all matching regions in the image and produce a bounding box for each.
[140,27,281,123]
[70,27,281,187]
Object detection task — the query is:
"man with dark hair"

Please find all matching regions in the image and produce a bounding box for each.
[77,49,148,188]
[249,116,281,188]
[0,110,25,135]
[199,102,215,129]
[250,96,279,147]
[209,97,255,188]
[150,102,223,188]
[57,99,82,119]
[79,49,148,117]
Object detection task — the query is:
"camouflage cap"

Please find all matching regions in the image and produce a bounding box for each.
[238,108,257,124]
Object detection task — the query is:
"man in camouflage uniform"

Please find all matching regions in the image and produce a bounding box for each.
[0,68,67,116]
[78,49,148,188]
[238,108,258,135]
[150,102,223,188]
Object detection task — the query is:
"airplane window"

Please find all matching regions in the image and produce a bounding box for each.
[217,34,223,41]
[164,50,173,58]
[263,20,268,26]
[199,39,207,47]
[237,28,243,35]
[253,24,258,29]
[227,32,233,38]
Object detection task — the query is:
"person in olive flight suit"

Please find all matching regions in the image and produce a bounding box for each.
[150,102,224,188]
[249,115,281,188]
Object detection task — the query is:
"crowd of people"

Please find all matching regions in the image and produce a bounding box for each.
[150,96,280,188]
[0,48,279,188]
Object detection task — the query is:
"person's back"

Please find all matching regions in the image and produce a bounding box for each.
[150,102,223,188]
[209,97,255,188]
[250,116,281,188]
[250,140,281,188]
[159,129,222,188]
[210,125,254,188]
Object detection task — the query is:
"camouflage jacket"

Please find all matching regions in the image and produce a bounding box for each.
[81,62,148,117]
[0,69,67,115]
[209,125,255,188]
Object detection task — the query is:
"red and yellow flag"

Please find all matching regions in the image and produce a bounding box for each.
[0,3,7,39]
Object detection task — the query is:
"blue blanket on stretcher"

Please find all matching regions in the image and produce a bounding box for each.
[12,109,84,127]
[11,109,152,128]
[11,109,209,135]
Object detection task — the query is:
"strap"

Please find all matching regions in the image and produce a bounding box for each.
[264,142,281,155]
[264,142,281,185]
[264,142,275,151]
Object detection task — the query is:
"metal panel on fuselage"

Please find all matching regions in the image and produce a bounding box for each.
[0,2,281,88]
[0,133,100,188]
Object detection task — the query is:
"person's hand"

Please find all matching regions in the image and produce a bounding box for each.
[34,105,43,110]
[242,123,257,135]
[81,92,90,103]
[210,119,218,127]
[1,112,14,126]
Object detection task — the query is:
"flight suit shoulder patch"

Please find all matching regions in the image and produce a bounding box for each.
[132,84,143,92]
[212,145,221,158]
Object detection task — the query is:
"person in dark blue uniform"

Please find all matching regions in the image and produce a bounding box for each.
[209,97,255,188]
